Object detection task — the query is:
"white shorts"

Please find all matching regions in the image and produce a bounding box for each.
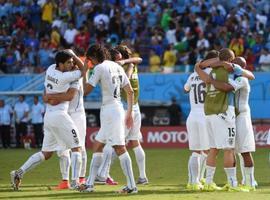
[125,103,142,141]
[235,112,255,153]
[42,111,81,152]
[70,110,86,150]
[187,111,209,151]
[206,106,236,149]
[95,103,125,146]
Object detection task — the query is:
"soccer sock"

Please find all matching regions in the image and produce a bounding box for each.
[106,149,117,178]
[244,167,256,187]
[199,152,207,180]
[71,152,82,181]
[98,145,113,178]
[133,145,147,179]
[119,152,136,189]
[59,153,71,180]
[19,152,45,176]
[205,165,216,184]
[224,167,238,187]
[86,152,103,186]
[188,152,201,184]
[238,153,245,185]
[80,149,87,178]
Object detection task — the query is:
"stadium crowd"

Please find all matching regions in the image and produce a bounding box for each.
[0,0,270,74]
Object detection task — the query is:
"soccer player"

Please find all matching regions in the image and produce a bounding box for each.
[43,51,87,189]
[184,50,219,190]
[10,50,84,191]
[204,56,257,190]
[79,44,137,193]
[98,46,147,184]
[195,48,252,192]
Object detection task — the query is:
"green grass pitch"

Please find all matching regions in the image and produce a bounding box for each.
[0,148,270,200]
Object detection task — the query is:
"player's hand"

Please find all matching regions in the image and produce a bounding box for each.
[48,99,60,105]
[65,49,76,57]
[125,113,134,129]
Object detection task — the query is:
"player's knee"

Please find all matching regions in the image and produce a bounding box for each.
[113,145,126,156]
[57,150,70,158]
[129,140,140,148]
[42,151,53,160]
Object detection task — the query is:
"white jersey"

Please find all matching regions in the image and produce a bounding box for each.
[88,60,129,105]
[184,68,210,112]
[44,64,81,112]
[68,78,84,113]
[231,77,250,113]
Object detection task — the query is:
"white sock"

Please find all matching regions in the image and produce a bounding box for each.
[19,152,45,176]
[59,151,71,180]
[133,145,146,179]
[119,152,136,189]
[224,167,238,187]
[86,152,103,186]
[238,153,245,185]
[188,152,201,184]
[199,152,207,180]
[106,149,117,178]
[244,167,256,187]
[205,165,216,184]
[71,152,82,181]
[80,149,87,178]
[98,145,113,178]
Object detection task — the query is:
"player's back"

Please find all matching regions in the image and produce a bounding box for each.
[45,64,81,112]
[91,60,129,105]
[235,77,250,113]
[185,70,208,114]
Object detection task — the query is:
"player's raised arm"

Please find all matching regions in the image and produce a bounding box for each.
[117,57,142,66]
[195,63,211,84]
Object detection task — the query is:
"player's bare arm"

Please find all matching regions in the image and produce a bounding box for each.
[123,83,134,129]
[117,57,142,66]
[195,63,212,84]
[45,88,78,103]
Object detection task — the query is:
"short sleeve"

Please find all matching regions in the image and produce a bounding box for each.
[184,75,192,92]
[120,67,129,88]
[228,77,246,91]
[70,80,80,90]
[88,65,101,87]
[232,64,243,76]
[61,70,81,84]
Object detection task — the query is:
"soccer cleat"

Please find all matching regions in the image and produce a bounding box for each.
[136,177,149,185]
[79,177,86,184]
[186,183,192,190]
[117,186,138,194]
[241,185,256,192]
[200,178,206,185]
[190,183,203,191]
[55,180,70,190]
[69,180,80,190]
[78,184,94,192]
[227,186,249,192]
[106,177,118,185]
[10,170,21,191]
[203,183,222,191]
[95,176,106,185]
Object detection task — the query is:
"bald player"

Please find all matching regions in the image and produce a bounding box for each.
[232,57,257,190]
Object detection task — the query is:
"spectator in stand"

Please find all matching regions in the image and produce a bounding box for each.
[64,21,78,47]
[37,38,53,70]
[0,99,13,148]
[149,49,161,73]
[229,33,244,56]
[50,26,61,48]
[259,48,270,72]
[28,0,42,30]
[14,95,29,148]
[31,96,45,148]
[162,44,177,73]
[74,26,90,51]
